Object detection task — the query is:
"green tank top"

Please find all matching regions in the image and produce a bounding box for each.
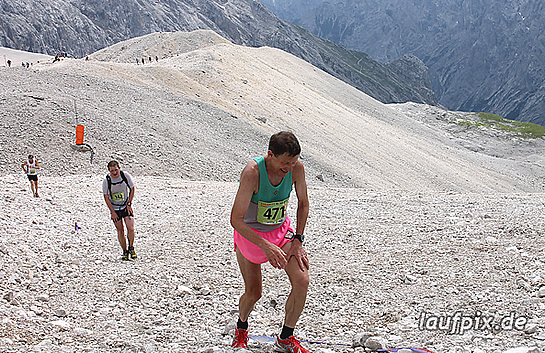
[244,156,293,231]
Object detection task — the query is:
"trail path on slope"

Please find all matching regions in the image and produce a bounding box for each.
[0,47,52,67]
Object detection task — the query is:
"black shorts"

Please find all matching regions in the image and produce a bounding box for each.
[27,174,38,181]
[114,207,134,220]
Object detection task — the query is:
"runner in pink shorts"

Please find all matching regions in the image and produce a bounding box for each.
[234,216,295,264]
[230,131,311,352]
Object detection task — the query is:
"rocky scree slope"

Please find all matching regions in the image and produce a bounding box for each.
[1,31,544,193]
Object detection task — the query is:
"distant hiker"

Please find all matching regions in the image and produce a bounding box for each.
[26,62,29,68]
[142,57,145,65]
[21,155,40,197]
[230,131,311,352]
[149,56,152,63]
[136,58,139,65]
[7,59,11,67]
[155,56,158,62]
[102,160,137,261]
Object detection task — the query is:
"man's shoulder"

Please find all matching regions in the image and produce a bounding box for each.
[247,158,260,172]
[292,160,306,179]
[121,171,135,187]
[240,159,259,183]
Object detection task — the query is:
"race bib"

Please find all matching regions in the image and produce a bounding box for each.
[28,169,36,175]
[257,198,289,225]
[111,191,125,202]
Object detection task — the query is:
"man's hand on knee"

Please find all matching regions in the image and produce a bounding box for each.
[287,242,309,271]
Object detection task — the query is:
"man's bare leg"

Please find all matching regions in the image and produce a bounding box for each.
[236,247,263,322]
[114,219,126,250]
[125,217,135,247]
[282,241,309,328]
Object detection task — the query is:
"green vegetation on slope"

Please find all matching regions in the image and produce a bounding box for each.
[459,112,545,138]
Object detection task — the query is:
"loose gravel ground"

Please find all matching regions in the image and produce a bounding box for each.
[2,175,545,353]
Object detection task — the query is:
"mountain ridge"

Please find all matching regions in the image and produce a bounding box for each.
[0,0,436,106]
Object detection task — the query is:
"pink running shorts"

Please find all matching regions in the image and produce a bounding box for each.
[234,216,294,264]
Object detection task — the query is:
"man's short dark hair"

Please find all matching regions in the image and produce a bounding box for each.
[107,160,120,170]
[268,131,301,157]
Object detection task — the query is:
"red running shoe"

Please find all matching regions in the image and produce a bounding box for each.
[232,328,249,348]
[274,335,310,353]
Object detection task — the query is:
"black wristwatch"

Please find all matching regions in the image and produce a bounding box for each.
[127,202,132,206]
[293,234,304,243]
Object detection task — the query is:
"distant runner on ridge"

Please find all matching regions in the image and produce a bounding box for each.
[230,131,311,352]
[102,160,137,261]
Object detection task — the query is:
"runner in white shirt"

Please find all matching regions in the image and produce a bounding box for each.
[102,160,136,261]
[21,155,40,197]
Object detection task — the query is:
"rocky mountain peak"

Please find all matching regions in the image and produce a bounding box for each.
[260,0,545,125]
